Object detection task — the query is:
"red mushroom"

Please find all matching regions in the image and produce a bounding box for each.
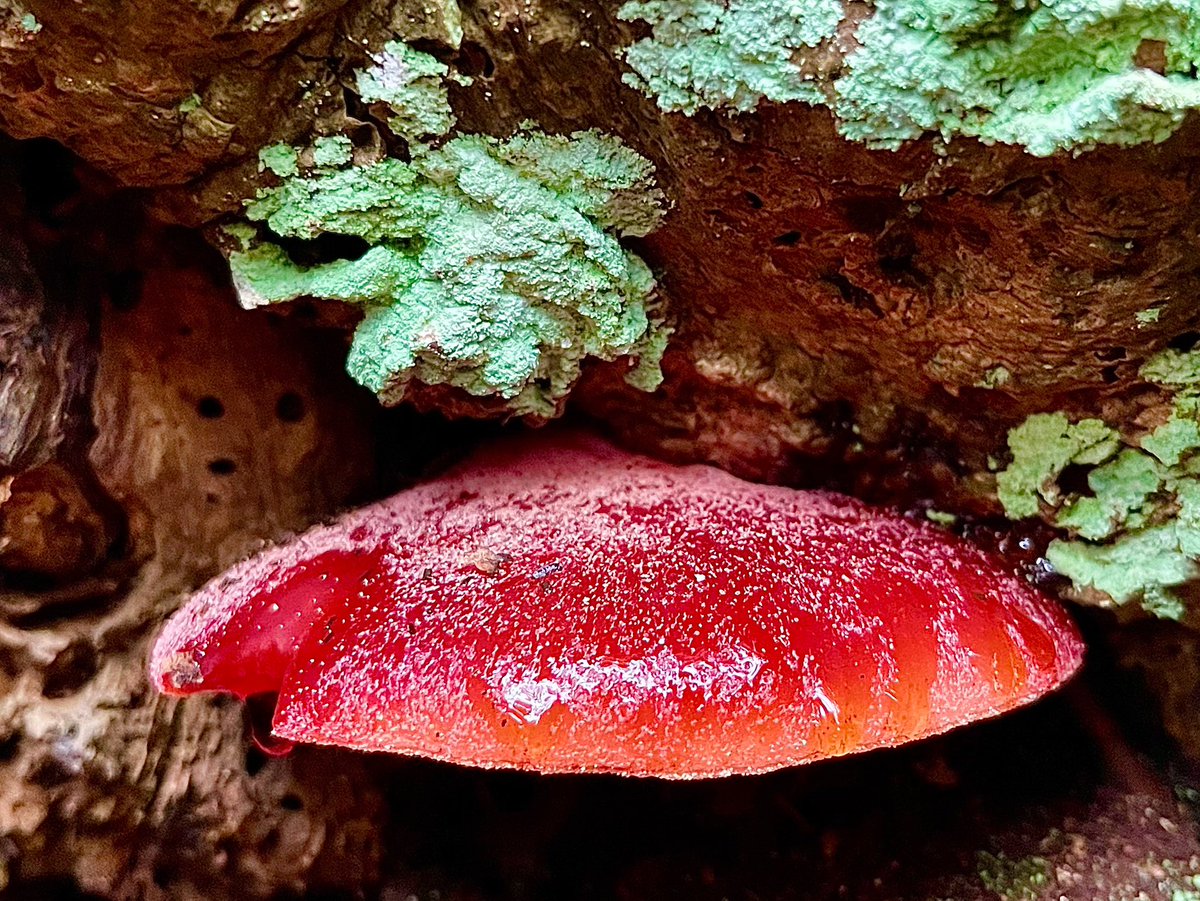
[150,431,1083,778]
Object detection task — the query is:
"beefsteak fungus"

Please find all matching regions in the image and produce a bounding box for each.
[151,431,1083,778]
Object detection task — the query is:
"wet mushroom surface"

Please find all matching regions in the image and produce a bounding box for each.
[151,430,1083,778]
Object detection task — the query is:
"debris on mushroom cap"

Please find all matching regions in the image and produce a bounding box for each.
[150,431,1084,778]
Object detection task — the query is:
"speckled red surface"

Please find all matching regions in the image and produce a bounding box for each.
[151,431,1082,777]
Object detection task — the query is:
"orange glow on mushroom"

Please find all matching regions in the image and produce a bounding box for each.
[151,431,1083,778]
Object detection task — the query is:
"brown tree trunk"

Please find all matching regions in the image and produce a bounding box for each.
[2,2,1200,899]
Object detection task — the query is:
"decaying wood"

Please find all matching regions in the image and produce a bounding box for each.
[0,191,91,474]
[0,1,1199,898]
[0,210,384,896]
[2,3,1197,486]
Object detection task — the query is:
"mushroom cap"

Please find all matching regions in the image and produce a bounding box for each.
[151,431,1083,778]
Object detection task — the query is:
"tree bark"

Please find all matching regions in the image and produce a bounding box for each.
[2,2,1200,898]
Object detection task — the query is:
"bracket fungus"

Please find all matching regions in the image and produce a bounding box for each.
[151,432,1083,778]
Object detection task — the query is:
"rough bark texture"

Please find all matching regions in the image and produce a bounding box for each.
[2,1,1196,490]
[0,180,387,896]
[0,1,1199,898]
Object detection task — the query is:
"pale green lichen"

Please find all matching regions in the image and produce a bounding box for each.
[391,0,463,48]
[237,48,667,417]
[998,348,1200,619]
[976,365,1011,389]
[621,0,1200,155]
[312,135,353,168]
[1141,347,1200,385]
[977,851,1051,901]
[619,0,842,114]
[1159,864,1200,901]
[19,11,39,33]
[356,40,467,143]
[995,413,1120,519]
[1053,449,1164,541]
[1045,522,1196,620]
[178,93,203,114]
[1138,307,1164,325]
[835,0,1200,155]
[979,843,1200,900]
[1142,410,1200,466]
[258,144,299,178]
[1172,873,1200,901]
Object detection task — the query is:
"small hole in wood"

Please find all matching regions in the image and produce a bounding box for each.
[245,745,267,776]
[275,392,306,423]
[0,734,20,763]
[196,396,225,419]
[207,458,237,476]
[280,793,304,811]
